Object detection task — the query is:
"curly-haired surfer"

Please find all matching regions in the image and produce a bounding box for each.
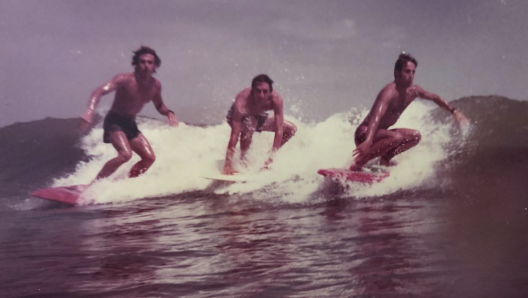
[80,46,179,181]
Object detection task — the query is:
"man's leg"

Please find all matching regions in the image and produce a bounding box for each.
[128,133,156,178]
[260,116,297,146]
[281,120,297,146]
[95,131,133,180]
[351,129,411,170]
[379,128,421,166]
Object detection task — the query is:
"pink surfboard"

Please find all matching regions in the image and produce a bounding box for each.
[318,168,389,184]
[31,185,87,205]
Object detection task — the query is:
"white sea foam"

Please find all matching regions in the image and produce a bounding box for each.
[53,101,456,205]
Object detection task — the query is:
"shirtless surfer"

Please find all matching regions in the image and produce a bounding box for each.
[222,74,297,175]
[351,52,469,171]
[80,46,178,181]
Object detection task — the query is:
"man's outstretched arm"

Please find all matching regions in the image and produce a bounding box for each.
[152,82,178,126]
[80,74,124,132]
[417,86,469,127]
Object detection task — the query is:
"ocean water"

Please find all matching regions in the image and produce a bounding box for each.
[1,96,527,297]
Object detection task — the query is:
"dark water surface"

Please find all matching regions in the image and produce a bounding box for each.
[0,192,449,297]
[2,189,527,298]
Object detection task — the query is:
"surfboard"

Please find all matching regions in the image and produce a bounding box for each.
[201,173,252,183]
[318,168,389,184]
[30,185,87,205]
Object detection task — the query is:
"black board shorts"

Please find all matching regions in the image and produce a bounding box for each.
[103,111,141,143]
[226,105,269,133]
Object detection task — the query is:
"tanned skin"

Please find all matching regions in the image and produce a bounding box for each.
[80,53,178,182]
[351,61,469,170]
[223,82,297,175]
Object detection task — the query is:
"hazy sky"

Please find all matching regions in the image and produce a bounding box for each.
[0,0,527,127]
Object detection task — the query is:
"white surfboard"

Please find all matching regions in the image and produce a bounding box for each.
[201,173,253,183]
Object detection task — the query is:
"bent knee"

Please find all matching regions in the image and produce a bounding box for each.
[286,123,297,136]
[117,151,133,163]
[410,130,421,142]
[143,152,156,164]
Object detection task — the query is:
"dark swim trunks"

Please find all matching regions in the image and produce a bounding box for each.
[103,111,141,143]
[226,104,269,133]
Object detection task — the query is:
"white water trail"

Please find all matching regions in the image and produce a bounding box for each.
[53,102,455,205]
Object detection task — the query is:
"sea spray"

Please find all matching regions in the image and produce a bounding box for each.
[52,101,457,205]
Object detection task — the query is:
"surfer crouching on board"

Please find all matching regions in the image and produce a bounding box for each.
[80,46,179,181]
[350,52,469,171]
[222,74,297,175]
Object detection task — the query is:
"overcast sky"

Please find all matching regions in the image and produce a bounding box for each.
[0,0,526,127]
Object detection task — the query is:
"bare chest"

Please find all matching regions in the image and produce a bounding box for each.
[387,90,417,116]
[244,99,274,116]
[116,81,157,105]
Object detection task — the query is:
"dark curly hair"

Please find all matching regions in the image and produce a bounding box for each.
[131,46,161,68]
[251,74,274,92]
[394,52,417,73]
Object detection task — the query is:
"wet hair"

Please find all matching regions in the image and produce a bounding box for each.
[394,52,417,73]
[251,74,274,92]
[131,46,161,68]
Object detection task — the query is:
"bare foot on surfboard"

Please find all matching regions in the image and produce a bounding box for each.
[379,158,398,167]
[349,163,363,172]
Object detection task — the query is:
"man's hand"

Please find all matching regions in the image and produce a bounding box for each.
[352,141,371,163]
[222,165,238,175]
[240,157,249,168]
[79,110,93,133]
[260,157,273,171]
[453,110,469,128]
[167,112,179,127]
[79,118,92,133]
